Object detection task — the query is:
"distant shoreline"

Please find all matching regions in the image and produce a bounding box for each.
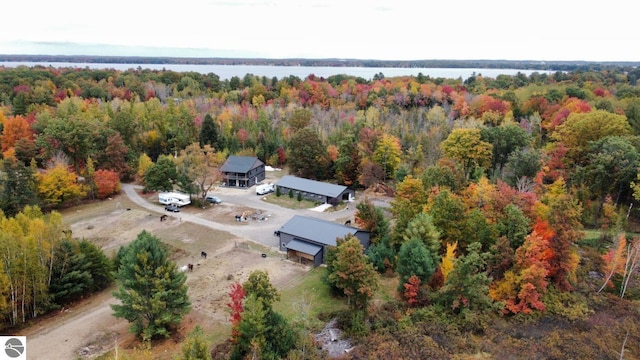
[1,54,639,71]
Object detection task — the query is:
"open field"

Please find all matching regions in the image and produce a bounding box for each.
[23,190,311,360]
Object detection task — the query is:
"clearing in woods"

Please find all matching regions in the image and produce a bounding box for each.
[23,192,310,360]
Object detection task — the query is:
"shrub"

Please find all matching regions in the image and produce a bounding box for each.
[542,286,593,321]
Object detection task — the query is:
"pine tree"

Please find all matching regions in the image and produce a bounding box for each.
[0,158,38,216]
[396,238,438,293]
[180,325,212,360]
[111,230,191,340]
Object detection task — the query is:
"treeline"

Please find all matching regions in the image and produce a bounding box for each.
[3,55,640,71]
[0,206,113,330]
[2,64,640,220]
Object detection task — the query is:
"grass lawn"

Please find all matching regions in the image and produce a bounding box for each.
[579,228,640,250]
[274,267,346,327]
[262,193,319,209]
[375,274,400,303]
[261,193,350,212]
[274,266,399,329]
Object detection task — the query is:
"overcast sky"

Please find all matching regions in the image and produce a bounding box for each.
[1,0,638,61]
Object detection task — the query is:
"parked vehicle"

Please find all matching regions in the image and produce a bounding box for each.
[165,204,180,212]
[206,195,222,204]
[158,192,191,207]
[256,183,275,195]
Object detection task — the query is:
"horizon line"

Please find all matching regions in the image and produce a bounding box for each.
[2,54,639,65]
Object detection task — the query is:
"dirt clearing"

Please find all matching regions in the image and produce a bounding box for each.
[23,192,310,360]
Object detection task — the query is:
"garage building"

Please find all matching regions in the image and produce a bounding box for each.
[276,215,370,266]
[275,175,355,204]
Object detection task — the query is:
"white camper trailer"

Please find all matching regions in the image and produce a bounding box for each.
[256,183,275,195]
[158,192,191,207]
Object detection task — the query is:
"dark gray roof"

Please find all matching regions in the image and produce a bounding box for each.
[220,156,264,173]
[275,175,348,198]
[286,239,323,255]
[278,215,361,246]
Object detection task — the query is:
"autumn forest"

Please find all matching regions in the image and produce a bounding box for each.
[2,63,640,359]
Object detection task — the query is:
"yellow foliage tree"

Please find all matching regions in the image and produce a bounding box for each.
[373,133,402,180]
[137,153,153,183]
[37,164,87,207]
[441,128,493,180]
[176,143,223,200]
[441,242,458,282]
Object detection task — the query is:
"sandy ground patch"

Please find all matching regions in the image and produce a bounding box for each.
[23,192,309,360]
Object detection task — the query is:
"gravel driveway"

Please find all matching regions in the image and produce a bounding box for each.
[121,183,361,251]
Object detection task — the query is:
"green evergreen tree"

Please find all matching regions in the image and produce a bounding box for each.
[435,242,494,314]
[288,128,326,180]
[402,212,441,254]
[111,230,191,340]
[233,270,295,360]
[180,325,212,360]
[199,113,219,150]
[396,238,438,293]
[233,294,267,360]
[78,239,113,292]
[497,204,530,249]
[0,158,38,217]
[366,236,396,273]
[50,238,93,305]
[242,270,280,310]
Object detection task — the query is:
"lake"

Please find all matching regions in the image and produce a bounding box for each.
[0,61,551,80]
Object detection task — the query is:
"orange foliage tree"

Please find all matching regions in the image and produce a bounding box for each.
[543,179,582,291]
[94,169,121,199]
[599,233,627,292]
[490,219,553,314]
[1,115,33,153]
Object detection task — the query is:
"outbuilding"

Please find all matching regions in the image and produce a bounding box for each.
[275,175,355,204]
[276,215,370,266]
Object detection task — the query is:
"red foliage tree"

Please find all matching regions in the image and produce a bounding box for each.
[403,275,421,306]
[237,128,248,149]
[103,133,131,179]
[227,282,245,344]
[94,169,121,199]
[276,146,286,166]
